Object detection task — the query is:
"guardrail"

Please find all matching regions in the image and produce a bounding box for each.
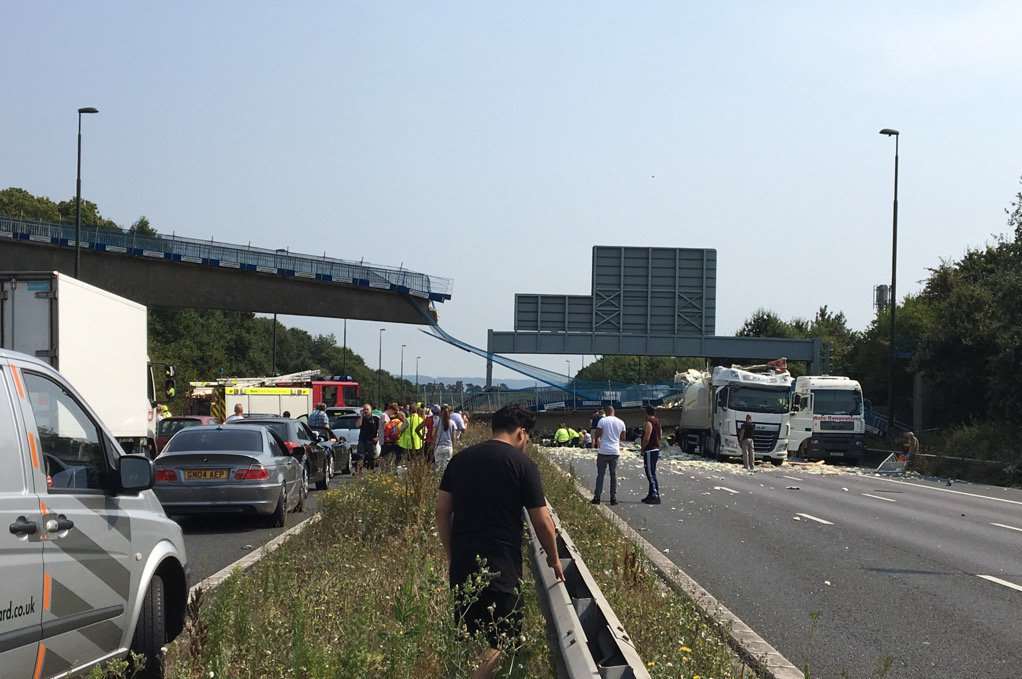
[526,504,650,679]
[0,215,453,301]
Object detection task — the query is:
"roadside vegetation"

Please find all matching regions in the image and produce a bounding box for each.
[163,459,553,678]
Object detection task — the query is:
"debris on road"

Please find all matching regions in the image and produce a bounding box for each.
[786,486,800,490]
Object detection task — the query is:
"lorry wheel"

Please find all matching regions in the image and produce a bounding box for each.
[771,458,784,466]
[270,487,287,527]
[130,574,166,679]
[797,440,809,460]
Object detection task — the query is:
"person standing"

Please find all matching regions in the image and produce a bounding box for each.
[355,402,380,474]
[225,403,245,423]
[398,405,426,464]
[739,414,756,471]
[383,403,406,468]
[589,409,604,449]
[433,405,456,472]
[308,402,330,429]
[591,406,625,505]
[641,406,663,504]
[450,406,466,444]
[436,405,563,679]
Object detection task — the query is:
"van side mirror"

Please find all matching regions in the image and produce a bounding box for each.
[118,455,154,494]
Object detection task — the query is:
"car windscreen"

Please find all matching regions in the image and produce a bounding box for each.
[243,421,291,441]
[157,419,201,437]
[164,429,263,452]
[330,415,360,430]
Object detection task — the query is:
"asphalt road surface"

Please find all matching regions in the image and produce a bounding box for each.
[177,476,346,583]
[547,446,1022,679]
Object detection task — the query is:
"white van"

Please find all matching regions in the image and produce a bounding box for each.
[0,349,188,678]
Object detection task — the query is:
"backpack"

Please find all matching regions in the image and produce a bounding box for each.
[384,418,402,443]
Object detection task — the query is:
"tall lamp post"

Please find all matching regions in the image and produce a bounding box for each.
[416,356,421,403]
[880,128,900,431]
[377,328,386,406]
[400,344,406,383]
[75,107,99,279]
[565,359,575,410]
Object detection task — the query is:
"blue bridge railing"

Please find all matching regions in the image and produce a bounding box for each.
[0,216,453,302]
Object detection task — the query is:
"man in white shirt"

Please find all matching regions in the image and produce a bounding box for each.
[591,406,626,505]
[450,408,466,443]
[225,403,245,423]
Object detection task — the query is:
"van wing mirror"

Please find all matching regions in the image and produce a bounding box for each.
[118,455,154,494]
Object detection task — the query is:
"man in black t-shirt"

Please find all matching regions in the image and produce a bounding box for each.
[436,405,563,678]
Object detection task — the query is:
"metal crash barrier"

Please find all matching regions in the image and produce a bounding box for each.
[526,505,651,679]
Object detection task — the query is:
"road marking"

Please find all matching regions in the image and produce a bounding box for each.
[862,493,896,503]
[782,475,801,481]
[977,574,1022,593]
[991,522,1022,533]
[795,512,834,525]
[713,486,739,494]
[875,477,1022,507]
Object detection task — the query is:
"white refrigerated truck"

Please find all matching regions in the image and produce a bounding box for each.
[677,364,793,465]
[0,272,159,454]
[787,375,866,463]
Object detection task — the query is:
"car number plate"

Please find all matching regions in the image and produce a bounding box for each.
[184,468,229,481]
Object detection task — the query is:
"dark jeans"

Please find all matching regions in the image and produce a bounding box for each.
[594,454,618,500]
[643,448,660,498]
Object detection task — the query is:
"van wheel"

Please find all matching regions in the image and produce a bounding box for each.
[130,574,166,679]
[269,487,287,527]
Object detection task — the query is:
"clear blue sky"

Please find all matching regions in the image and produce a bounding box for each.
[3,2,1021,380]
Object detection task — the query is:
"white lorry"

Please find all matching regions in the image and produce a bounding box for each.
[677,364,793,465]
[787,375,865,463]
[0,271,162,455]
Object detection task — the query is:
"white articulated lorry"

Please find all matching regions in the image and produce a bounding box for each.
[0,271,163,455]
[677,363,793,465]
[787,375,865,463]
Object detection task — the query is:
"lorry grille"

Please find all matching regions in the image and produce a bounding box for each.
[736,423,781,453]
[820,420,854,431]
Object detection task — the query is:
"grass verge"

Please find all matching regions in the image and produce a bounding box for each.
[529,445,751,679]
[163,459,553,679]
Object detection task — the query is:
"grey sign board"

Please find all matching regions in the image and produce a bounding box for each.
[514,246,716,336]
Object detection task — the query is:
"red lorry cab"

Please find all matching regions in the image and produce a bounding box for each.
[311,379,360,408]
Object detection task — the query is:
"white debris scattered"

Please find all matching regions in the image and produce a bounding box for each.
[824,580,832,586]
[786,486,800,491]
[793,516,802,521]
[842,488,849,492]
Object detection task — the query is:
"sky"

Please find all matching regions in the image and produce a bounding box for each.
[3,2,1021,381]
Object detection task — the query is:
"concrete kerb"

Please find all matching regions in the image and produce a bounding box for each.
[547,456,805,679]
[189,512,322,600]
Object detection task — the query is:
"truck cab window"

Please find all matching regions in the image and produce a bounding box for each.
[322,386,338,406]
[22,371,109,492]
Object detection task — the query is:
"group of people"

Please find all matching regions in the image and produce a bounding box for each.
[586,405,663,506]
[352,401,469,473]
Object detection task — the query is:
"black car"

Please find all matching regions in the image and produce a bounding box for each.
[230,417,332,491]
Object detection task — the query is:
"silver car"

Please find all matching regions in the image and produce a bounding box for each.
[154,424,307,526]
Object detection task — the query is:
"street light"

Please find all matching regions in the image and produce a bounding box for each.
[400,344,406,383]
[879,128,900,431]
[377,328,386,406]
[75,106,99,279]
[416,356,421,402]
[565,360,575,410]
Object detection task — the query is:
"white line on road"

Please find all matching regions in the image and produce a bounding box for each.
[782,475,801,481]
[875,477,1022,507]
[991,522,1022,533]
[795,512,834,525]
[977,574,1022,593]
[862,493,896,503]
[713,486,739,494]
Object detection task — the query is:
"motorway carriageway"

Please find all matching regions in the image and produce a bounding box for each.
[544,446,1021,679]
